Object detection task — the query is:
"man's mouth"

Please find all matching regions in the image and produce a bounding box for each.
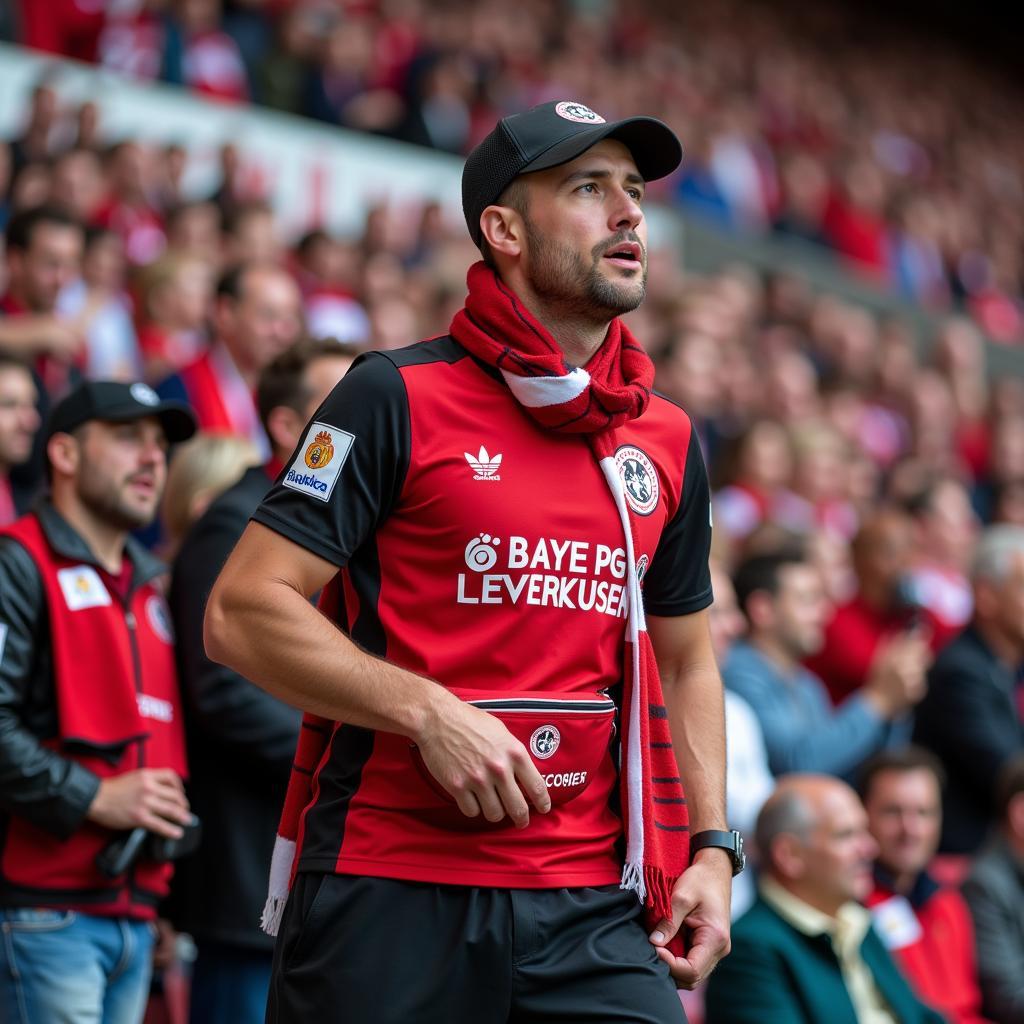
[603,241,643,269]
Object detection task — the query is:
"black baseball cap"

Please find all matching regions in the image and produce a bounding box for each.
[46,380,197,444]
[462,100,683,246]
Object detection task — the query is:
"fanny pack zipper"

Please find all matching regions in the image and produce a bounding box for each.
[468,697,615,714]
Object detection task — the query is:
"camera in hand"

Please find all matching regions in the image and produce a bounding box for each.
[95,814,202,879]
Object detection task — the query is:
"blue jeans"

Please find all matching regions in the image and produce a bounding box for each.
[0,909,155,1024]
[189,941,273,1024]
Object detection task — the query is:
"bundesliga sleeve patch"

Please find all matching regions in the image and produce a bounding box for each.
[282,421,355,502]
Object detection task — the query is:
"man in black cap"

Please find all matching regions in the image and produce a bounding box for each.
[0,380,196,1024]
[208,101,734,1022]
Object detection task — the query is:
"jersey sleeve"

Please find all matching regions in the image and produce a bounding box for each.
[251,352,410,567]
[642,423,713,617]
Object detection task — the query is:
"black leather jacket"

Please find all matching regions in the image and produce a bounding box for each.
[0,502,165,841]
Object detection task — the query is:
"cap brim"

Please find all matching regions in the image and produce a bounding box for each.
[103,401,198,444]
[520,115,683,183]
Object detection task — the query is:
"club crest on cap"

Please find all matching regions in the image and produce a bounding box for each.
[555,101,606,125]
[130,382,159,406]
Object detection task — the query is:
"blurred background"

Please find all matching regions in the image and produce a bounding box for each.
[2,1,1024,1022]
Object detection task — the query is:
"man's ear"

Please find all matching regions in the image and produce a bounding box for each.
[479,204,524,262]
[47,431,80,480]
[770,832,807,882]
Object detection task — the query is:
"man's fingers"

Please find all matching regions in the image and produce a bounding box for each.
[513,756,551,814]
[648,916,677,945]
[140,812,185,840]
[148,798,193,825]
[453,789,482,820]
[494,773,531,829]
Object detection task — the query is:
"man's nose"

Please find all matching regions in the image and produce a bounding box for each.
[609,190,643,233]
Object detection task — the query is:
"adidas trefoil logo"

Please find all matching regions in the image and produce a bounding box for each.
[464,445,502,482]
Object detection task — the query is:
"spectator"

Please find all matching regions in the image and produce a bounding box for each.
[914,527,1024,853]
[905,476,980,648]
[725,549,916,779]
[137,254,214,382]
[57,226,142,381]
[709,558,774,918]
[0,379,196,1022]
[95,141,166,266]
[156,263,303,458]
[963,757,1024,1024]
[806,508,932,710]
[169,338,355,1024]
[222,200,280,267]
[0,205,85,375]
[705,774,945,1024]
[160,432,260,558]
[860,748,989,1024]
[49,147,106,224]
[0,356,40,526]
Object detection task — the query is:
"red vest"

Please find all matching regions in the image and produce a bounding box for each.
[866,879,989,1024]
[0,514,186,917]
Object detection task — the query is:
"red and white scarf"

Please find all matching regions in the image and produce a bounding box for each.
[262,262,690,936]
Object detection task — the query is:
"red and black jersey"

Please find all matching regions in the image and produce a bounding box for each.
[253,336,712,887]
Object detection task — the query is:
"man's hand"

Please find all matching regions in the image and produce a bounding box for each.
[86,768,192,839]
[415,697,551,829]
[648,851,732,988]
[864,630,931,718]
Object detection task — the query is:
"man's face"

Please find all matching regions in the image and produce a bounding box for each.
[855,516,912,603]
[801,786,878,908]
[221,269,303,373]
[865,769,942,881]
[771,563,830,658]
[0,366,40,468]
[72,418,168,531]
[13,224,83,312]
[517,139,648,320]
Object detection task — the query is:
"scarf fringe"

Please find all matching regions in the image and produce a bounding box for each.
[643,864,676,924]
[260,835,296,937]
[620,859,646,902]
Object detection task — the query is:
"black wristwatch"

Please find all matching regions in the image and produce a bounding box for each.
[690,829,745,876]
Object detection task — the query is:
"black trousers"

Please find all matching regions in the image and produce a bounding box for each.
[266,873,686,1023]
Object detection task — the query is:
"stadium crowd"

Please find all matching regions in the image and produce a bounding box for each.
[7,0,1024,342]
[1,7,1024,1024]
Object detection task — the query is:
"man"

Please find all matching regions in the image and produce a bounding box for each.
[963,756,1024,1023]
[0,204,86,376]
[914,526,1024,853]
[705,775,946,1024]
[861,748,989,1024]
[725,549,924,779]
[806,509,933,708]
[157,263,303,460]
[0,379,196,1023]
[206,101,735,1022]
[1,205,87,496]
[0,355,40,525]
[905,476,979,650]
[170,339,357,1024]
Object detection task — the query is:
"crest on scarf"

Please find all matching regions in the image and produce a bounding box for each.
[305,430,335,469]
[614,446,659,516]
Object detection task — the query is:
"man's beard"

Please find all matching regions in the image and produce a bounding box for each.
[523,219,647,321]
[76,473,157,532]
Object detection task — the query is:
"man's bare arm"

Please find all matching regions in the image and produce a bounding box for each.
[645,609,731,988]
[204,522,550,826]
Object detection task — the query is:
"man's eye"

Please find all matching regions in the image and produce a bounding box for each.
[578,183,598,194]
